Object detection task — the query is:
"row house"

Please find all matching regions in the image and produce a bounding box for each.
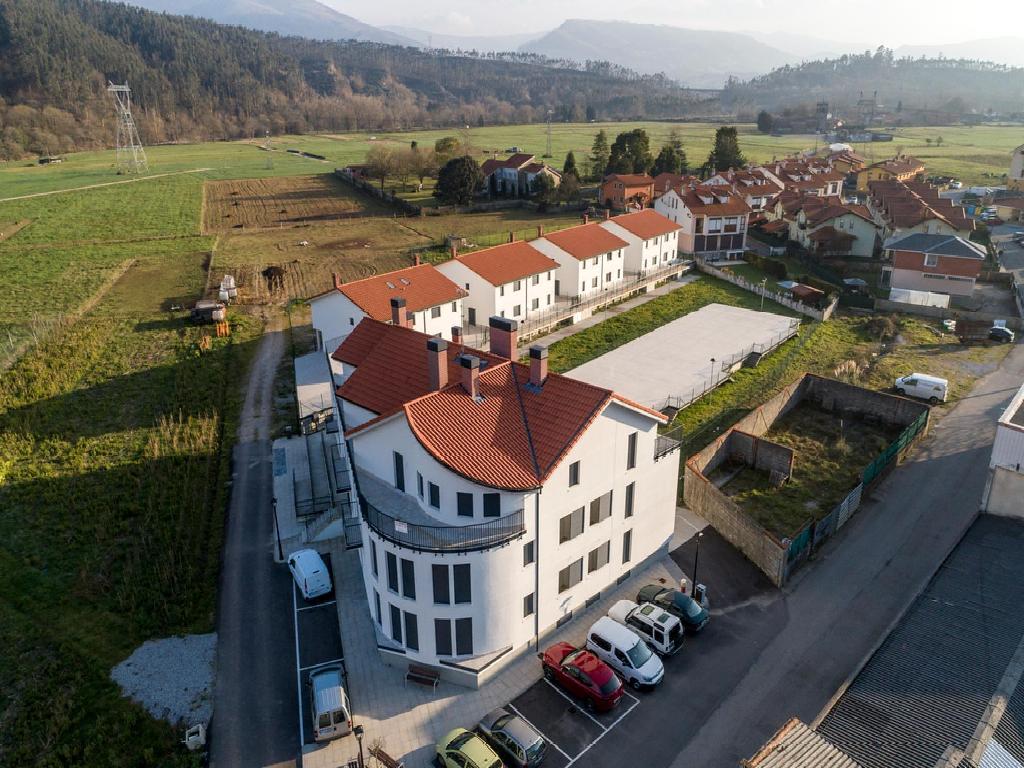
[600,209,682,276]
[867,179,975,242]
[599,174,656,210]
[653,172,699,199]
[310,263,466,350]
[757,158,845,198]
[334,317,678,685]
[855,155,926,191]
[882,233,985,297]
[654,182,751,258]
[436,240,559,328]
[533,222,629,300]
[705,169,784,213]
[782,195,879,257]
[480,153,561,197]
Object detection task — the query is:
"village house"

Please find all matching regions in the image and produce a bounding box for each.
[826,149,866,175]
[599,209,682,276]
[652,172,698,199]
[310,263,466,349]
[480,153,561,198]
[867,179,975,242]
[784,196,878,257]
[435,240,559,329]
[705,169,784,213]
[333,317,679,685]
[600,173,656,210]
[882,233,985,297]
[855,155,926,191]
[654,182,751,259]
[532,220,629,299]
[756,158,845,197]
[1010,144,1024,193]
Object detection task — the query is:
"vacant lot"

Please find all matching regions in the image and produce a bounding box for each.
[202,173,392,232]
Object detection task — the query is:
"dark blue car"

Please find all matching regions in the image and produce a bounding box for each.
[637,585,709,633]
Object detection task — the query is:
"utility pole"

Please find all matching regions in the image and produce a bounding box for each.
[107,82,149,174]
[544,109,553,158]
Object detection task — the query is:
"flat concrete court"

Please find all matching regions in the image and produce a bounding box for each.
[568,303,798,409]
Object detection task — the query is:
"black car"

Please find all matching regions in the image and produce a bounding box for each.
[636,585,709,633]
[990,327,1015,344]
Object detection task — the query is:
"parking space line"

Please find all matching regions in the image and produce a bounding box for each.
[299,657,344,672]
[292,585,305,748]
[542,679,606,731]
[297,600,336,611]
[506,704,574,763]
[565,694,641,767]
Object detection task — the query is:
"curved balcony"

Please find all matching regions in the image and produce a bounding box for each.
[363,500,525,553]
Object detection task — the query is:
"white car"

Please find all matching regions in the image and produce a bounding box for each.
[586,616,664,690]
[288,549,332,599]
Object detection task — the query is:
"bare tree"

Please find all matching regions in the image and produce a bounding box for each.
[365,145,397,192]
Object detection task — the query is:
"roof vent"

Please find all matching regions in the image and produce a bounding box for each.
[386,281,396,289]
[400,278,411,285]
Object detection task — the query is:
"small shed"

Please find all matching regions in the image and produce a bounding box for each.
[790,283,826,308]
[191,300,226,324]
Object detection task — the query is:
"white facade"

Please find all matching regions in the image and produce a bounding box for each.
[984,381,1024,517]
[310,290,463,348]
[600,221,680,276]
[1010,144,1024,191]
[532,239,626,300]
[436,260,556,327]
[790,211,879,257]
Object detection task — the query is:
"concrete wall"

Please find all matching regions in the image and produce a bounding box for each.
[874,299,1024,331]
[985,467,1024,518]
[728,431,795,477]
[802,375,929,428]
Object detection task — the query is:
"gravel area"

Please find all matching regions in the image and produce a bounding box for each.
[111,633,216,726]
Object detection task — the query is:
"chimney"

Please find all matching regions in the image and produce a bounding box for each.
[451,326,463,344]
[427,337,448,391]
[604,208,611,220]
[459,354,481,399]
[450,241,459,260]
[537,224,544,237]
[529,345,548,387]
[390,297,408,328]
[582,213,589,225]
[509,230,515,243]
[414,253,421,266]
[332,272,342,291]
[488,316,518,359]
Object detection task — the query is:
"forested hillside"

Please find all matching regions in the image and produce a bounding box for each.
[0,0,708,159]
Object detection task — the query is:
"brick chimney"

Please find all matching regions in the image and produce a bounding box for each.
[509,231,515,243]
[459,354,481,399]
[537,224,544,237]
[451,326,463,345]
[582,213,590,225]
[529,345,548,387]
[332,272,343,291]
[604,208,611,220]
[390,297,409,328]
[489,316,518,359]
[450,242,459,259]
[427,337,448,390]
[414,253,421,266]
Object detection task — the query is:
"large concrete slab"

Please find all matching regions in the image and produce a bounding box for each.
[567,303,797,409]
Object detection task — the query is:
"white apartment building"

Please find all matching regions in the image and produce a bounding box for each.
[436,241,559,328]
[332,316,680,686]
[984,380,1024,517]
[600,209,682,276]
[532,222,629,300]
[310,263,466,349]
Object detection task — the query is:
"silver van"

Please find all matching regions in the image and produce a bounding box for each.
[607,599,684,656]
[309,664,351,742]
[288,548,332,599]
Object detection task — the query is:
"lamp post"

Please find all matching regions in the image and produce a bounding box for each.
[710,357,717,388]
[760,277,767,311]
[272,497,283,562]
[691,531,704,597]
[353,724,365,768]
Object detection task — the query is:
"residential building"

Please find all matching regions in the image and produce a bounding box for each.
[654,182,751,258]
[599,209,682,276]
[867,179,975,241]
[435,240,559,328]
[983,380,1024,517]
[827,149,866,175]
[652,172,697,199]
[333,317,679,685]
[855,155,926,191]
[1011,143,1024,192]
[310,264,466,349]
[756,158,845,197]
[882,233,985,297]
[705,169,783,212]
[532,222,629,299]
[785,196,878,257]
[993,197,1024,223]
[480,153,561,197]
[600,174,655,210]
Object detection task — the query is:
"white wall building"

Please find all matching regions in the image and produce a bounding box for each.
[532,223,629,300]
[332,317,680,686]
[984,381,1024,518]
[600,209,682,276]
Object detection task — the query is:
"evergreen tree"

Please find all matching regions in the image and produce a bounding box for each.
[652,145,683,176]
[585,105,597,121]
[589,130,610,180]
[756,110,774,133]
[706,126,746,173]
[562,151,579,180]
[434,156,481,205]
[607,128,653,174]
[532,173,557,210]
[666,128,688,172]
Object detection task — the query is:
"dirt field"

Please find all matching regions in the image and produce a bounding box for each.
[202,174,392,233]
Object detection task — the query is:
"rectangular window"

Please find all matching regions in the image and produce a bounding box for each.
[457,492,473,518]
[435,618,452,656]
[523,540,535,566]
[455,618,473,655]
[390,604,402,644]
[416,472,423,499]
[625,482,635,518]
[428,482,440,509]
[400,558,415,599]
[513,304,522,316]
[605,272,611,282]
[370,540,379,578]
[559,507,585,543]
[404,612,419,651]
[581,281,586,293]
[500,285,506,296]
[523,593,535,617]
[547,295,551,305]
[451,301,457,312]
[514,280,522,291]
[623,529,633,564]
[627,432,637,469]
[532,274,540,285]
[393,452,405,492]
[695,218,704,234]
[589,491,612,525]
[374,590,381,626]
[924,254,939,267]
[453,563,471,604]
[483,493,500,518]
[592,277,598,289]
[386,551,399,593]
[558,559,584,593]
[569,461,580,487]
[588,541,611,573]
[432,564,449,605]
[531,297,540,310]
[431,305,441,319]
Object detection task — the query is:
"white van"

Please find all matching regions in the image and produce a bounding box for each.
[585,616,664,690]
[288,548,332,599]
[894,373,948,404]
[607,600,684,656]
[309,664,352,742]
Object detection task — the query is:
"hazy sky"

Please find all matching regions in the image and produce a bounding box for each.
[327,0,1012,45]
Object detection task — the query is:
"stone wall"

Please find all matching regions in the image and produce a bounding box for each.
[802,374,929,429]
[875,298,1024,331]
[729,430,795,477]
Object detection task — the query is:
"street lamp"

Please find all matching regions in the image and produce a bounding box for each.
[710,357,717,387]
[760,277,767,310]
[353,724,365,768]
[691,531,704,597]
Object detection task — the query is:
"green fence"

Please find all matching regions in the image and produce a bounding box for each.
[862,410,929,486]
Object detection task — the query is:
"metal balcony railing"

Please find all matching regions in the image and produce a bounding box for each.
[362,500,526,553]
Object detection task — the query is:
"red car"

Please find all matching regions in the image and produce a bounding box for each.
[539,642,623,712]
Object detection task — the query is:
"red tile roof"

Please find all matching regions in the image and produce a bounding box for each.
[542,222,629,260]
[481,153,536,176]
[449,241,559,286]
[609,209,681,239]
[676,185,752,216]
[604,173,655,187]
[334,264,466,321]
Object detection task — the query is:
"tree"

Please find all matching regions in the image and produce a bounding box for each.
[532,173,557,210]
[706,126,746,173]
[558,173,580,202]
[652,144,684,176]
[756,110,774,133]
[562,151,579,180]
[666,129,688,172]
[607,128,653,174]
[936,135,944,146]
[585,105,597,121]
[434,136,461,160]
[365,145,397,191]
[589,130,610,180]
[407,147,439,186]
[435,156,481,205]
[925,137,932,146]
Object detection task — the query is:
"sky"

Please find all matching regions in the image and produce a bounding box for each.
[327,0,1015,46]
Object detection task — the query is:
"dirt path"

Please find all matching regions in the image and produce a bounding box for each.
[238,310,286,443]
[0,168,213,202]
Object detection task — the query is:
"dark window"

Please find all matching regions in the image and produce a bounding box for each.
[400,558,415,599]
[370,540,379,578]
[590,491,612,525]
[374,590,381,626]
[625,482,635,518]
[457,492,473,518]
[559,508,585,543]
[453,564,471,604]
[588,541,611,573]
[590,633,612,652]
[623,529,632,564]
[393,452,405,491]
[386,552,399,593]
[435,619,452,656]
[430,305,441,319]
[523,540,535,566]
[432,564,449,604]
[428,482,440,509]
[569,461,580,487]
[483,493,500,518]
[390,604,402,644]
[416,472,423,499]
[404,612,419,651]
[455,618,473,655]
[524,593,535,617]
[558,559,584,593]
[627,432,638,469]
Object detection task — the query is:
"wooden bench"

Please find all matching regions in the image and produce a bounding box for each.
[404,664,440,689]
[369,746,405,768]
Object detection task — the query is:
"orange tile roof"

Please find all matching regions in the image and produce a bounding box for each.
[335,264,466,321]
[678,185,752,216]
[604,173,655,187]
[450,241,559,286]
[542,222,629,260]
[609,209,681,239]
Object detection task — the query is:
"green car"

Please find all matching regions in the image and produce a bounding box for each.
[436,727,504,768]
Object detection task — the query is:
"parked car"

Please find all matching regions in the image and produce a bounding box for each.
[287,548,332,599]
[607,599,684,655]
[894,373,948,404]
[990,326,1016,343]
[636,585,710,633]
[477,707,547,768]
[539,642,623,712]
[308,664,351,742]
[436,728,503,768]
[586,617,664,690]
